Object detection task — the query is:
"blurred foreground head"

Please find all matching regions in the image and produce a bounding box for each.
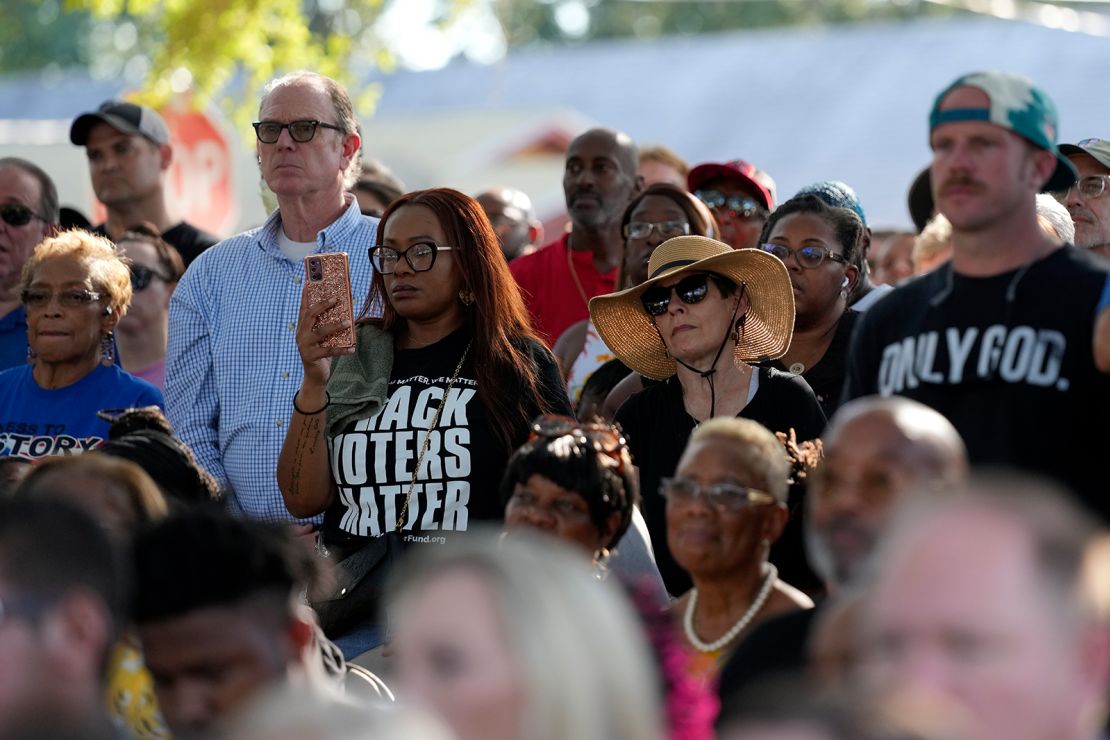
[859,474,1110,740]
[133,509,319,739]
[0,497,125,737]
[388,530,664,740]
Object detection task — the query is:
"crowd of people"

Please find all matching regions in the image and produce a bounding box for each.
[0,65,1108,740]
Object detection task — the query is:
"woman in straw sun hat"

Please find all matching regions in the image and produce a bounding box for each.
[594,235,825,595]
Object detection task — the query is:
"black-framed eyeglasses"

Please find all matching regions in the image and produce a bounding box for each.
[252,120,345,144]
[369,242,455,274]
[0,203,46,228]
[20,288,102,310]
[760,243,848,270]
[694,190,768,221]
[640,273,711,317]
[1051,174,1110,201]
[624,220,691,240]
[660,477,776,511]
[529,415,630,472]
[131,265,171,291]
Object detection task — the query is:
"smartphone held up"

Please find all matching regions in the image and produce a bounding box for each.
[302,253,356,350]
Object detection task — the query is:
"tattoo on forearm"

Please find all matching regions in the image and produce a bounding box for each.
[289,415,323,497]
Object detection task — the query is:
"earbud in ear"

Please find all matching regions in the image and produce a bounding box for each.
[841,277,850,288]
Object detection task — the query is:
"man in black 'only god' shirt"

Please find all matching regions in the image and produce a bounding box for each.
[844,71,1110,519]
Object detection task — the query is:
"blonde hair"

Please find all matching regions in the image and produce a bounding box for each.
[912,214,952,274]
[689,417,791,502]
[388,532,664,740]
[21,229,132,317]
[639,144,688,178]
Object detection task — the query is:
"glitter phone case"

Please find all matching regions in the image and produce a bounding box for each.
[302,253,356,349]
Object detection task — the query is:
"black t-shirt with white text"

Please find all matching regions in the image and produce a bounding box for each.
[322,328,570,550]
[614,367,827,594]
[843,246,1110,518]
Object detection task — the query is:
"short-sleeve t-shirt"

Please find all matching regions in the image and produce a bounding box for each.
[0,364,164,458]
[93,221,218,267]
[843,247,1110,520]
[614,367,827,594]
[510,233,619,345]
[322,328,571,550]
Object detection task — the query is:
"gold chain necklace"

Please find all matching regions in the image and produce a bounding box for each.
[565,241,591,310]
[394,341,471,530]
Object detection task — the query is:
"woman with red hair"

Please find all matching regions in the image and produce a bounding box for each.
[278,188,571,657]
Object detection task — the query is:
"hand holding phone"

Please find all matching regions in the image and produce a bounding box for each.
[297,253,356,387]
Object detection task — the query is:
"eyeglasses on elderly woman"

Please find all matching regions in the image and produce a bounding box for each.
[659,477,776,512]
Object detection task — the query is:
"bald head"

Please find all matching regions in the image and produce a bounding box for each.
[806,397,967,589]
[476,187,540,261]
[563,128,642,233]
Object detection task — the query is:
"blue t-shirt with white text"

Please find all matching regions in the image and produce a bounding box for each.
[0,364,163,458]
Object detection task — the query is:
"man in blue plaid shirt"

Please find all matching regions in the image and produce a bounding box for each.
[165,71,377,524]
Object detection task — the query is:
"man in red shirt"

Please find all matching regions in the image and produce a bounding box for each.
[511,128,643,344]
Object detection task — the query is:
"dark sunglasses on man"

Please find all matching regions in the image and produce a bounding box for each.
[0,203,46,228]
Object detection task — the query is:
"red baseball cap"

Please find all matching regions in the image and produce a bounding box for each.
[687,159,776,211]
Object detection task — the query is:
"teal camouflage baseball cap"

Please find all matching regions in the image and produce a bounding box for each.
[929,71,1078,192]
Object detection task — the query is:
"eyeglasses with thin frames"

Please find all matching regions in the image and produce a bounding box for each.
[252,120,345,144]
[624,220,691,240]
[21,288,102,310]
[1052,174,1110,202]
[369,242,455,274]
[761,243,848,270]
[660,477,776,511]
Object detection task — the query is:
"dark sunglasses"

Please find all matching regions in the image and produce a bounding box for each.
[694,190,768,221]
[131,265,171,291]
[0,204,45,228]
[529,415,630,472]
[252,120,345,144]
[640,273,711,316]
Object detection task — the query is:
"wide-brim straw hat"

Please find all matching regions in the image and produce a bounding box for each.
[589,235,795,380]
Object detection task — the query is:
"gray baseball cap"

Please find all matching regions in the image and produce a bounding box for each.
[70,100,170,146]
[1059,138,1110,170]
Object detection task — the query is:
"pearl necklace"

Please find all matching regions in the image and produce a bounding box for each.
[683,563,778,653]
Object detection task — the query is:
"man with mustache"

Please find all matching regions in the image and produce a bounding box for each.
[1058,139,1110,259]
[715,396,966,705]
[843,71,1110,520]
[510,127,642,344]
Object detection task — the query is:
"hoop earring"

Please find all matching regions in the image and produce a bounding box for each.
[100,332,115,367]
[459,289,475,306]
[593,547,611,581]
